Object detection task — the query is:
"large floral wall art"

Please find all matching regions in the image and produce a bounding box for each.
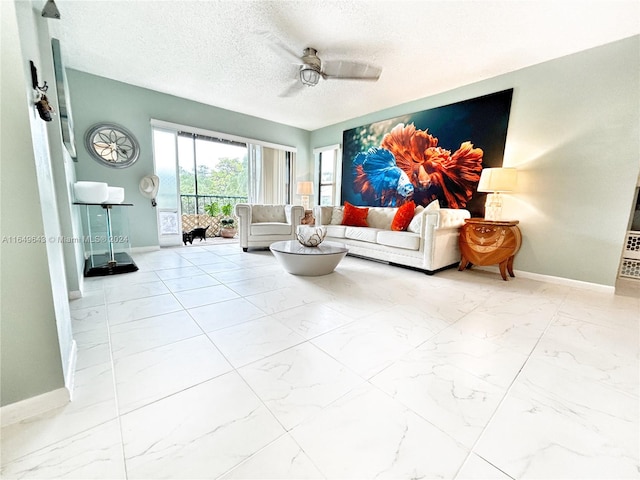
[342,89,513,216]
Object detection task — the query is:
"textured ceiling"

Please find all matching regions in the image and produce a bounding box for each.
[49,0,640,131]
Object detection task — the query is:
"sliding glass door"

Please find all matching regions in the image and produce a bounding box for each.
[151,120,296,247]
[177,132,249,216]
[152,128,181,246]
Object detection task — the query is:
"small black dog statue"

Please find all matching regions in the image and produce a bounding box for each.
[182,226,209,245]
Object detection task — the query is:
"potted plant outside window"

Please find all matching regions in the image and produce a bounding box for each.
[204,201,222,236]
[204,201,220,217]
[220,202,237,238]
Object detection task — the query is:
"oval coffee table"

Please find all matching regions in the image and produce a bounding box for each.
[269,240,348,276]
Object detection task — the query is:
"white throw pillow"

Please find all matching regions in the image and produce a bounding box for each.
[330,207,344,225]
[425,199,440,211]
[367,207,396,230]
[407,206,424,233]
[407,200,439,233]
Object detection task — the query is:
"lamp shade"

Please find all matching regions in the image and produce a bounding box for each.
[477,168,517,193]
[296,181,314,195]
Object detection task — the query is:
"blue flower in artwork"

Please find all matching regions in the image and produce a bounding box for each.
[353,147,414,207]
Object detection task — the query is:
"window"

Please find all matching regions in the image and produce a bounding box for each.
[315,145,341,206]
[285,151,293,204]
[150,119,297,245]
[176,132,248,215]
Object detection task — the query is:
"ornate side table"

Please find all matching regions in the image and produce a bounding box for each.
[458,219,522,281]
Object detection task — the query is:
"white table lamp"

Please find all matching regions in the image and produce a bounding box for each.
[296,181,314,210]
[477,168,517,221]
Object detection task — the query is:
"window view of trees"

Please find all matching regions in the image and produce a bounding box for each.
[178,134,248,214]
[179,157,248,197]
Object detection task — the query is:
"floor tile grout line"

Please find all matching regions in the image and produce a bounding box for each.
[111,248,299,419]
[185,261,379,478]
[114,255,324,479]
[101,280,130,480]
[18,242,632,478]
[455,306,563,479]
[105,256,303,364]
[445,288,553,472]
[105,247,205,478]
[463,453,516,480]
[343,296,557,477]
[108,249,233,420]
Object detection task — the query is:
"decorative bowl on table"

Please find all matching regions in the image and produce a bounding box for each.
[296,226,327,247]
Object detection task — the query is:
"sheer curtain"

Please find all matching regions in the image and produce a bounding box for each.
[247,144,294,204]
[247,144,262,203]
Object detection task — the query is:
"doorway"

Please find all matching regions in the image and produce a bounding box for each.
[178,132,248,238]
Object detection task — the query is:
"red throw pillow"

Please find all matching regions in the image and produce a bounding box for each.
[391,201,416,231]
[341,202,369,227]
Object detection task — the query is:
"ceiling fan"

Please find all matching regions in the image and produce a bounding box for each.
[258,32,382,96]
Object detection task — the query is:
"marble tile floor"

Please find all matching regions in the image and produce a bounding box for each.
[1,242,638,479]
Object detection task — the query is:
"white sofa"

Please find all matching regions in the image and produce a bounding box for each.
[314,203,470,274]
[235,203,304,251]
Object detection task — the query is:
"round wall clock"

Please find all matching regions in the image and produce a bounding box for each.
[84,123,140,168]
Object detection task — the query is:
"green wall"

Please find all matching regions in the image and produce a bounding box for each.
[1,0,67,406]
[311,36,640,287]
[67,71,311,248]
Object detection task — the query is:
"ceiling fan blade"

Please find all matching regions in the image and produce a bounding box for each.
[279,79,305,97]
[256,30,301,64]
[322,60,382,81]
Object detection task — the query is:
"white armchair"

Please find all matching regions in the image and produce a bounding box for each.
[235,204,305,251]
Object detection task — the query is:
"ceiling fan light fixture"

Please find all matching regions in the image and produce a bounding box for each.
[266,36,382,96]
[300,66,320,86]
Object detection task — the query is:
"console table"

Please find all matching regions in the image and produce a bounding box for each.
[75,203,138,277]
[458,219,521,281]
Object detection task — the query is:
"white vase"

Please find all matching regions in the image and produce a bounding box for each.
[296,226,327,247]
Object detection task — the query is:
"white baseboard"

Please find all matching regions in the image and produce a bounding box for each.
[68,290,82,300]
[476,266,615,294]
[1,388,71,428]
[65,340,77,401]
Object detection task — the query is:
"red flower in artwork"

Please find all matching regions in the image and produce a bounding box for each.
[380,123,484,208]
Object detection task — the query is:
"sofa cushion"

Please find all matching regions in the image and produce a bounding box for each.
[252,205,286,223]
[367,207,396,230]
[345,227,381,243]
[391,201,415,231]
[377,231,421,251]
[342,202,369,227]
[326,225,347,238]
[250,222,292,235]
